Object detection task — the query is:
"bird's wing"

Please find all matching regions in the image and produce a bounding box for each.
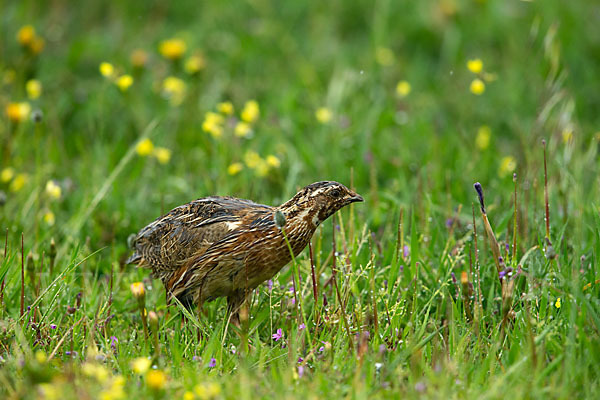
[127,197,271,278]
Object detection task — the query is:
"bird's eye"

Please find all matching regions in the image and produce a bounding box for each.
[330,189,341,198]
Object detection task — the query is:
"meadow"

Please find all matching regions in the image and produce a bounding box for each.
[1,0,599,398]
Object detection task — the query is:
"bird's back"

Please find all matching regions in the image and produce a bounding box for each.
[127,196,273,283]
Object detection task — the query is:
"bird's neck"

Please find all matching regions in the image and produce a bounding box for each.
[276,203,320,253]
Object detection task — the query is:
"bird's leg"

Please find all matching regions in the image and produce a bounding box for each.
[226,292,245,329]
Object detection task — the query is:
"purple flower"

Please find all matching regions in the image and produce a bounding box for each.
[298,365,304,378]
[403,245,410,258]
[445,218,453,228]
[451,272,457,284]
[499,267,513,280]
[50,324,57,330]
[110,336,118,350]
[192,355,201,362]
[297,357,303,363]
[208,357,216,368]
[272,328,283,341]
[267,280,273,291]
[298,323,305,331]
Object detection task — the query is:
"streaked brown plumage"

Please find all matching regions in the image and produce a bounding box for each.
[126,181,363,323]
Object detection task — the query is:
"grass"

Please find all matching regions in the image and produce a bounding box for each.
[1,0,599,398]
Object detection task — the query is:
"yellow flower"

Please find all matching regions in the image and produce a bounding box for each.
[475,125,491,150]
[99,62,115,78]
[396,80,411,97]
[467,58,483,74]
[26,79,42,99]
[227,162,243,176]
[234,121,252,138]
[136,138,154,156]
[146,370,166,390]
[130,49,148,68]
[266,155,281,168]
[131,357,151,374]
[194,383,221,400]
[217,101,234,115]
[562,128,573,144]
[159,38,187,60]
[254,160,269,177]
[183,391,195,400]
[1,167,15,183]
[470,79,485,95]
[555,297,561,309]
[45,180,62,199]
[130,282,146,298]
[162,76,186,105]
[375,47,394,66]
[10,173,28,192]
[244,150,261,169]
[35,350,47,363]
[17,25,36,46]
[202,112,225,138]
[184,55,205,74]
[30,36,45,54]
[153,147,172,164]
[116,75,134,92]
[315,107,332,124]
[241,100,259,123]
[39,383,61,400]
[499,156,516,178]
[44,211,55,226]
[5,102,31,123]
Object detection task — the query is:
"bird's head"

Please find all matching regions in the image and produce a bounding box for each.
[279,181,363,227]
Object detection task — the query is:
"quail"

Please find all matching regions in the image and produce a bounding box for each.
[126,181,363,324]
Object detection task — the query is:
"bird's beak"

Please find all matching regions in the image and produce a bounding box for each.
[347,192,364,203]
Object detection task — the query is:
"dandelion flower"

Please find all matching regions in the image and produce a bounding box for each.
[315,107,332,124]
[470,79,485,95]
[146,370,167,390]
[184,54,205,74]
[45,180,62,199]
[26,79,42,99]
[467,58,483,74]
[396,80,411,97]
[153,147,172,164]
[159,38,187,60]
[499,156,516,178]
[254,160,269,177]
[131,357,151,374]
[1,167,15,183]
[555,297,561,309]
[162,76,186,105]
[183,391,195,400]
[130,49,148,68]
[35,350,47,363]
[244,150,261,169]
[99,62,115,78]
[202,112,225,138]
[266,155,280,168]
[217,101,234,115]
[130,282,146,298]
[475,125,491,150]
[30,36,45,54]
[44,211,56,226]
[375,47,395,66]
[234,121,252,138]
[6,102,31,123]
[227,163,243,176]
[116,75,134,92]
[9,173,28,192]
[241,100,259,123]
[17,25,36,46]
[136,138,154,156]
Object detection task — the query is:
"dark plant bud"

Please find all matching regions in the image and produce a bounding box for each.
[473,182,485,213]
[31,109,43,123]
[275,210,286,229]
